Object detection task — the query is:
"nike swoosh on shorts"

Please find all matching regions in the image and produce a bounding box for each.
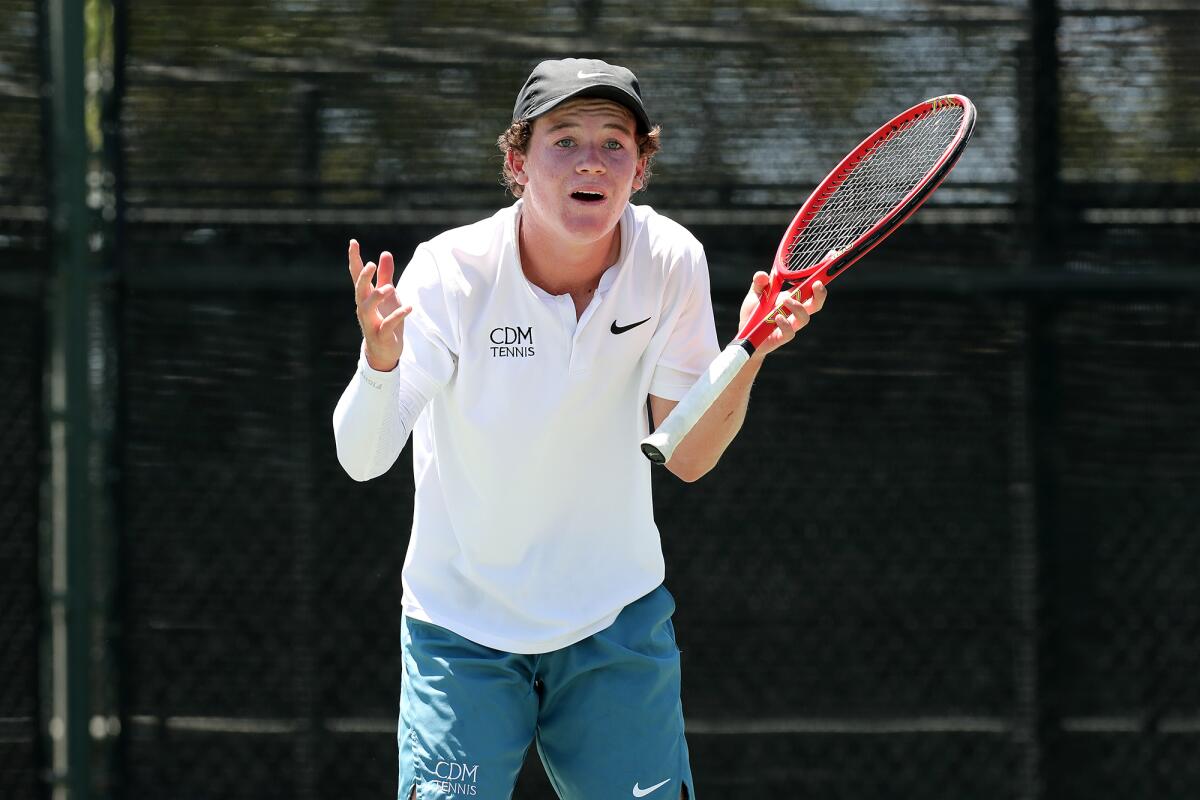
[632,778,671,797]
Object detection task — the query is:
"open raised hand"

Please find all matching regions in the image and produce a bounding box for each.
[349,239,412,371]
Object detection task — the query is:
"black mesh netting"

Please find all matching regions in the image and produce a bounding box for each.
[1049,299,1200,800]
[0,0,46,266]
[0,0,45,797]
[0,299,42,800]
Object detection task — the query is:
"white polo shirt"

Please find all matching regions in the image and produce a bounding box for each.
[334,200,719,654]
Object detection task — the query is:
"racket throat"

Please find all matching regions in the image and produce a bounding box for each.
[769,281,802,319]
[737,276,791,346]
[760,281,807,325]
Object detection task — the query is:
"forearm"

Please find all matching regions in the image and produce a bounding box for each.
[665,354,765,482]
[332,344,428,481]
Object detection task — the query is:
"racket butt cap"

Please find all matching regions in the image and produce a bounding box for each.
[640,439,667,464]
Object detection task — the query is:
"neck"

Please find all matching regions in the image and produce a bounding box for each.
[517,211,622,296]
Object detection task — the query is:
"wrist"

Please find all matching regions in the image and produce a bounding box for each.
[366,355,399,372]
[363,345,399,373]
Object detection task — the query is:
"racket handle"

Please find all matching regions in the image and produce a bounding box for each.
[640,342,753,464]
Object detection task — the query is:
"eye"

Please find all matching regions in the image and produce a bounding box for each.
[554,138,576,148]
[603,140,624,150]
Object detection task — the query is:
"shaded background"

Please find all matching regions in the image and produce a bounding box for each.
[3,0,1199,798]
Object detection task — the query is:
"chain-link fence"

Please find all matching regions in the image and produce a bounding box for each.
[1,0,47,796]
[3,1,1199,798]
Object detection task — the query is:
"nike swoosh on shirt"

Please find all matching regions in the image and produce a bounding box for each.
[610,317,652,335]
[632,778,671,797]
[577,70,611,79]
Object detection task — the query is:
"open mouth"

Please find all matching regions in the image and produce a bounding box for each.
[570,190,606,203]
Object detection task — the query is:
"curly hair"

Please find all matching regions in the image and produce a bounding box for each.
[496,115,662,198]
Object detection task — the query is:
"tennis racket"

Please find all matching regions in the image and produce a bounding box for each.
[641,94,977,464]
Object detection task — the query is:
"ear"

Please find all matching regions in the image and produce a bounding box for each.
[632,156,648,192]
[508,150,530,187]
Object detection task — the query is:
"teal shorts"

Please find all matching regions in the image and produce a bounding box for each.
[398,585,694,799]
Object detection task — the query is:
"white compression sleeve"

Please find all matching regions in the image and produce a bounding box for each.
[332,346,436,482]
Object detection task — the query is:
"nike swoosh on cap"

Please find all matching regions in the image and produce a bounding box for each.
[577,70,611,79]
[632,778,671,797]
[610,317,652,335]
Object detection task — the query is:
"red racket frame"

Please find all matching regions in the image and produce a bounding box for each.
[738,94,977,349]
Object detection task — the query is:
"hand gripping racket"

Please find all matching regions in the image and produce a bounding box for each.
[641,94,977,464]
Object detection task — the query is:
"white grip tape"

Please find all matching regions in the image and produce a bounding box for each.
[640,343,752,464]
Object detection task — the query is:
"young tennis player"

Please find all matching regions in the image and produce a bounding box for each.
[333,58,825,800]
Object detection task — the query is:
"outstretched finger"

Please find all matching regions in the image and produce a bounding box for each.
[354,261,377,304]
[379,304,413,338]
[377,251,395,288]
[363,283,395,319]
[348,239,364,280]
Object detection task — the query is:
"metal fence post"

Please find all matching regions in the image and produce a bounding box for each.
[1017,0,1063,798]
[42,0,119,797]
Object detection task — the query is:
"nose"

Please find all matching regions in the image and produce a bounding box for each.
[575,144,606,174]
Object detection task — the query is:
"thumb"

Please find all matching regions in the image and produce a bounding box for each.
[750,271,771,297]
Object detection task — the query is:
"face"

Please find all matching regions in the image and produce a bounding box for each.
[508,99,647,248]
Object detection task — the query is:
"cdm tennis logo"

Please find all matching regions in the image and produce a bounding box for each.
[427,760,479,795]
[490,325,534,358]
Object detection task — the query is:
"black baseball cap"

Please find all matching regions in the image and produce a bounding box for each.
[512,58,652,134]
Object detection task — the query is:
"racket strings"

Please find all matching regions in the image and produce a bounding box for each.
[784,104,965,273]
